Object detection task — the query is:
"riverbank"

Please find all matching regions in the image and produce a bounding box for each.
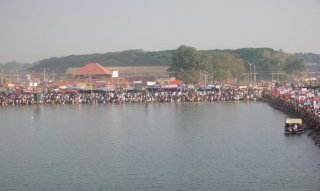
[263,91,320,148]
[1,88,264,106]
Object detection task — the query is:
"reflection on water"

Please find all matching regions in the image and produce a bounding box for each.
[0,102,320,191]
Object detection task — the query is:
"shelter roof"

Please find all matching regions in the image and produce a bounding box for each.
[285,118,302,124]
[66,67,80,75]
[74,63,112,76]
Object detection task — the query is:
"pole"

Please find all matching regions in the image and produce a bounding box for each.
[43,68,46,82]
[249,64,251,84]
[253,65,256,83]
[204,71,207,92]
[90,73,93,93]
[247,61,253,84]
[271,72,281,82]
[52,69,55,81]
[242,73,249,83]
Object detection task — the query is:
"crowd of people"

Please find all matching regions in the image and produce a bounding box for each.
[262,82,320,147]
[0,85,264,106]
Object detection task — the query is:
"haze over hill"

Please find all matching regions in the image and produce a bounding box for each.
[0,47,315,81]
[28,50,173,74]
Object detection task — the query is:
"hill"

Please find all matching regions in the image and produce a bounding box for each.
[28,50,174,74]
[295,53,320,64]
[22,47,314,81]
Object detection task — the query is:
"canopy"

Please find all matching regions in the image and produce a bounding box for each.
[285,118,302,124]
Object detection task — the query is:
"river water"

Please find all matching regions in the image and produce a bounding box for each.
[0,102,320,191]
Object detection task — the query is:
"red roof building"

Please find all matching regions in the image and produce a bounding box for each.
[73,63,112,78]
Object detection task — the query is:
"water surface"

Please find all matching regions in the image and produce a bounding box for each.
[0,102,319,191]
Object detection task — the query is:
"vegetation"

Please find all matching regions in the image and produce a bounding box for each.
[294,53,320,73]
[28,50,173,74]
[205,50,245,80]
[169,47,306,82]
[2,47,310,82]
[169,45,209,83]
[295,53,320,64]
[235,48,305,79]
[0,62,30,74]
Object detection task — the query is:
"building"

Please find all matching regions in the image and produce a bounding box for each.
[64,63,178,87]
[61,63,117,89]
[72,63,112,79]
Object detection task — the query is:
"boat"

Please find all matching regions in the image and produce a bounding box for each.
[284,118,304,134]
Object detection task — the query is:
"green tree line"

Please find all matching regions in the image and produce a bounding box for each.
[169,46,306,83]
[295,53,320,64]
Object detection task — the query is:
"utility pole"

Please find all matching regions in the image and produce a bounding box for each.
[199,71,207,90]
[52,69,55,81]
[242,74,247,83]
[249,64,252,84]
[250,65,258,83]
[0,69,3,84]
[253,65,256,83]
[89,73,92,93]
[270,72,281,82]
[309,72,316,78]
[204,71,207,91]
[43,68,46,82]
[247,61,253,84]
[16,69,19,83]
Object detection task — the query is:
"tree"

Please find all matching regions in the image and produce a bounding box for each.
[207,52,245,80]
[284,56,305,75]
[169,45,209,83]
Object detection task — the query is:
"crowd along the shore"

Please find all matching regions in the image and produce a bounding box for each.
[262,81,320,147]
[1,84,264,106]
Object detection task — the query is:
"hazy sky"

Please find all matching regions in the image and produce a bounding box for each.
[1,0,320,63]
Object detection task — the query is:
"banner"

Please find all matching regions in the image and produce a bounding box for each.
[147,81,156,86]
[133,80,142,84]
